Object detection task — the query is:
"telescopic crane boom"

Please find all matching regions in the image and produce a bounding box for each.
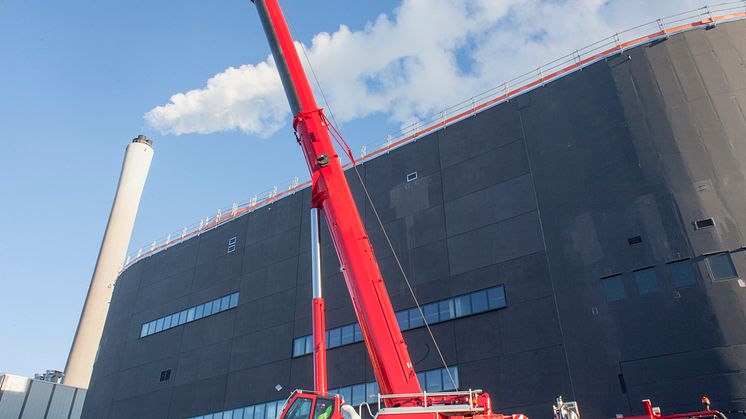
[250,2,526,419]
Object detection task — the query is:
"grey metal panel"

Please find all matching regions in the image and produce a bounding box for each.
[19,381,52,419]
[45,384,75,419]
[447,211,543,275]
[444,173,536,237]
[68,389,86,419]
[0,375,29,419]
[440,138,529,202]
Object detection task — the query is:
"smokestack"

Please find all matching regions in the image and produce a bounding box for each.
[63,135,154,389]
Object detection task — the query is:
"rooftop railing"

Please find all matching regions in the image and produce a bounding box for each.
[120,2,746,273]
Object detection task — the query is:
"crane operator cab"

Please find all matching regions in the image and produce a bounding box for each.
[279,392,360,419]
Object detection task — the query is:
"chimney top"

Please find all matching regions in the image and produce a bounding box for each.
[132,134,153,147]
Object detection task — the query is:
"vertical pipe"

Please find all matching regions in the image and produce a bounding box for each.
[63,135,154,389]
[311,207,327,394]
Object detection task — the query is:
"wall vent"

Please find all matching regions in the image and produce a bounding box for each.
[628,236,642,245]
[227,236,237,253]
[160,369,171,382]
[406,172,418,182]
[694,218,715,230]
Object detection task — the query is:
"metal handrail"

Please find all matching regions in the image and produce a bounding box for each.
[119,2,746,274]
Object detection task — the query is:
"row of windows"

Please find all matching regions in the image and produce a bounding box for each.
[292,286,506,357]
[140,292,239,338]
[187,367,458,419]
[602,252,739,302]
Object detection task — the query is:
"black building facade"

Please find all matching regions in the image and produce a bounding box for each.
[83,19,746,419]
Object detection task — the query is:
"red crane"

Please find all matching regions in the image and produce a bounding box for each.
[250,1,523,419]
[250,2,730,419]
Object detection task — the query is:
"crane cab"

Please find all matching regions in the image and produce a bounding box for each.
[278,392,346,419]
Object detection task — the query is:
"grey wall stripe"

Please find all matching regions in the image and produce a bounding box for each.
[42,382,57,419]
[17,380,33,419]
[66,389,78,419]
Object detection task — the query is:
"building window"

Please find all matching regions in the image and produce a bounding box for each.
[666,259,698,288]
[706,252,738,281]
[694,218,715,230]
[159,369,171,382]
[187,367,458,419]
[140,292,240,338]
[291,286,506,357]
[628,236,642,245]
[406,172,418,182]
[633,267,660,295]
[228,236,237,253]
[602,274,625,302]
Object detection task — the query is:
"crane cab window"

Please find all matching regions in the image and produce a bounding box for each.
[285,398,313,419]
[314,398,335,419]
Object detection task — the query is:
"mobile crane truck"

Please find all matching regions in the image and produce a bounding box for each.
[249,2,731,419]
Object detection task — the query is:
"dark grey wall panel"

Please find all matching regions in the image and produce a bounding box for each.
[84,19,746,419]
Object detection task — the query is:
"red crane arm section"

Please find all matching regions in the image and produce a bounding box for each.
[253,0,422,400]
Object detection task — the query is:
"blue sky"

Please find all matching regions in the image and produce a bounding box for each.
[0,0,703,378]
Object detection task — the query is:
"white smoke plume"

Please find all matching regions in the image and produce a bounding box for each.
[145,0,702,137]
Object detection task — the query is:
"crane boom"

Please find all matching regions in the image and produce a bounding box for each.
[253,0,422,399]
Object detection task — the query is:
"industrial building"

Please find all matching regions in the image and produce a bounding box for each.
[81,16,746,419]
[0,373,86,419]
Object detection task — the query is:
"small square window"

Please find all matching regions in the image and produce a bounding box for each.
[195,304,205,320]
[694,218,715,230]
[293,337,306,357]
[366,382,379,401]
[425,370,442,392]
[438,300,454,321]
[409,308,424,328]
[187,307,196,322]
[406,172,418,182]
[487,286,506,309]
[446,367,459,389]
[162,315,172,330]
[395,310,409,330]
[224,411,234,419]
[229,293,239,308]
[423,303,439,324]
[340,325,354,345]
[667,259,697,288]
[265,402,276,419]
[178,310,188,325]
[707,252,738,281]
[159,369,171,382]
[470,290,489,313]
[228,237,237,245]
[155,318,165,333]
[442,367,458,390]
[140,323,148,338]
[220,296,231,311]
[254,403,265,419]
[352,383,366,405]
[305,335,313,354]
[454,295,471,317]
[634,267,660,295]
[353,323,363,342]
[245,406,254,419]
[328,328,341,348]
[602,274,625,302]
[228,244,236,253]
[628,236,642,245]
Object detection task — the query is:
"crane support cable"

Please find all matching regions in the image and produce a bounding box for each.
[295,39,458,391]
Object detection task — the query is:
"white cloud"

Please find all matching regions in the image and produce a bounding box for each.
[145,0,703,137]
